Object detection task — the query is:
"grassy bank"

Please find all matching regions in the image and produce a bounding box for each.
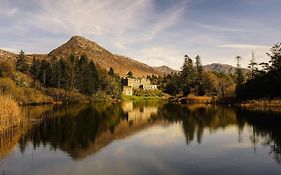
[239,99,281,107]
[0,96,22,133]
[172,94,213,104]
[121,95,166,101]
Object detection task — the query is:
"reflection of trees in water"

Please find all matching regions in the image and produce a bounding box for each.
[0,129,25,160]
[236,110,281,164]
[18,102,162,160]
[2,102,281,165]
[0,105,52,161]
[18,103,127,158]
[157,104,238,144]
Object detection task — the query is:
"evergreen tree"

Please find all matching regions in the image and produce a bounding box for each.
[127,71,133,78]
[77,55,99,95]
[108,67,115,76]
[30,58,41,79]
[195,55,203,77]
[248,51,258,79]
[180,55,196,96]
[235,56,245,87]
[164,73,180,96]
[16,50,29,73]
[268,43,281,71]
[38,60,49,86]
[194,55,204,96]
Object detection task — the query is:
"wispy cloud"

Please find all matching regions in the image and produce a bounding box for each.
[217,44,271,49]
[196,23,246,32]
[142,1,187,40]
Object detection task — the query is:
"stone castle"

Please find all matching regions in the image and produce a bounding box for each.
[122,78,158,95]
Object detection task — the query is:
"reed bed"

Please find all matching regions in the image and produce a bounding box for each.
[0,96,22,133]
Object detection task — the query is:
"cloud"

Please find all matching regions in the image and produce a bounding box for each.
[217,44,271,49]
[195,23,246,32]
[134,46,184,69]
[0,0,280,69]
[29,0,152,36]
[142,1,187,40]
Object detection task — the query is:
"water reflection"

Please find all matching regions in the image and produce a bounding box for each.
[1,101,281,174]
[236,109,281,164]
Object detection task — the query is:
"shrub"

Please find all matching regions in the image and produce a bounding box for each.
[91,91,112,102]
[0,77,53,105]
[45,88,88,103]
[0,61,15,78]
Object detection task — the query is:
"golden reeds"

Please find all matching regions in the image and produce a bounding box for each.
[0,96,22,133]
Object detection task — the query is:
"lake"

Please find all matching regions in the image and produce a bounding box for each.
[0,101,281,175]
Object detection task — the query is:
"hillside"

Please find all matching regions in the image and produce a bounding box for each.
[0,49,17,62]
[49,36,161,77]
[153,65,179,75]
[204,63,249,74]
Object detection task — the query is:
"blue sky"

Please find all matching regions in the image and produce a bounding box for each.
[0,0,280,69]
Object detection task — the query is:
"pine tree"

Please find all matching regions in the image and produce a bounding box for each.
[127,71,133,78]
[195,55,203,77]
[108,67,115,76]
[16,50,29,73]
[180,55,196,96]
[194,55,204,95]
[235,56,245,87]
[268,43,281,71]
[30,58,41,79]
[248,51,258,79]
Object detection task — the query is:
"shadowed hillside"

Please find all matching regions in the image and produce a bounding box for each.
[153,65,179,75]
[204,63,249,74]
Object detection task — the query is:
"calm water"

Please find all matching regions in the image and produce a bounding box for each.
[1,101,281,175]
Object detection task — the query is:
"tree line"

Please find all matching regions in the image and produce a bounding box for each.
[236,43,281,99]
[14,52,122,98]
[160,55,235,97]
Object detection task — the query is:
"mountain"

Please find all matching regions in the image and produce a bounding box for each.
[204,63,249,74]
[153,65,179,75]
[49,36,161,77]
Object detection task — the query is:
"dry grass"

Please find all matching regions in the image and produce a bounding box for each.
[180,94,213,104]
[0,128,23,159]
[239,99,281,113]
[241,99,281,107]
[0,96,22,133]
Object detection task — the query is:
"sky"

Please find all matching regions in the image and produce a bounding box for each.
[0,0,280,70]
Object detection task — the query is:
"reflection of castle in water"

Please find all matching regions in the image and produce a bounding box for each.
[1,103,281,166]
[122,102,158,122]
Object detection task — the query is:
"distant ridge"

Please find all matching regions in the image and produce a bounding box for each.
[153,65,179,75]
[204,63,249,74]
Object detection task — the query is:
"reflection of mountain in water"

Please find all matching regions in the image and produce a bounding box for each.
[18,102,164,160]
[1,102,281,165]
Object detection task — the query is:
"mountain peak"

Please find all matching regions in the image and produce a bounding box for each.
[49,35,110,57]
[68,35,90,43]
[47,36,160,77]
